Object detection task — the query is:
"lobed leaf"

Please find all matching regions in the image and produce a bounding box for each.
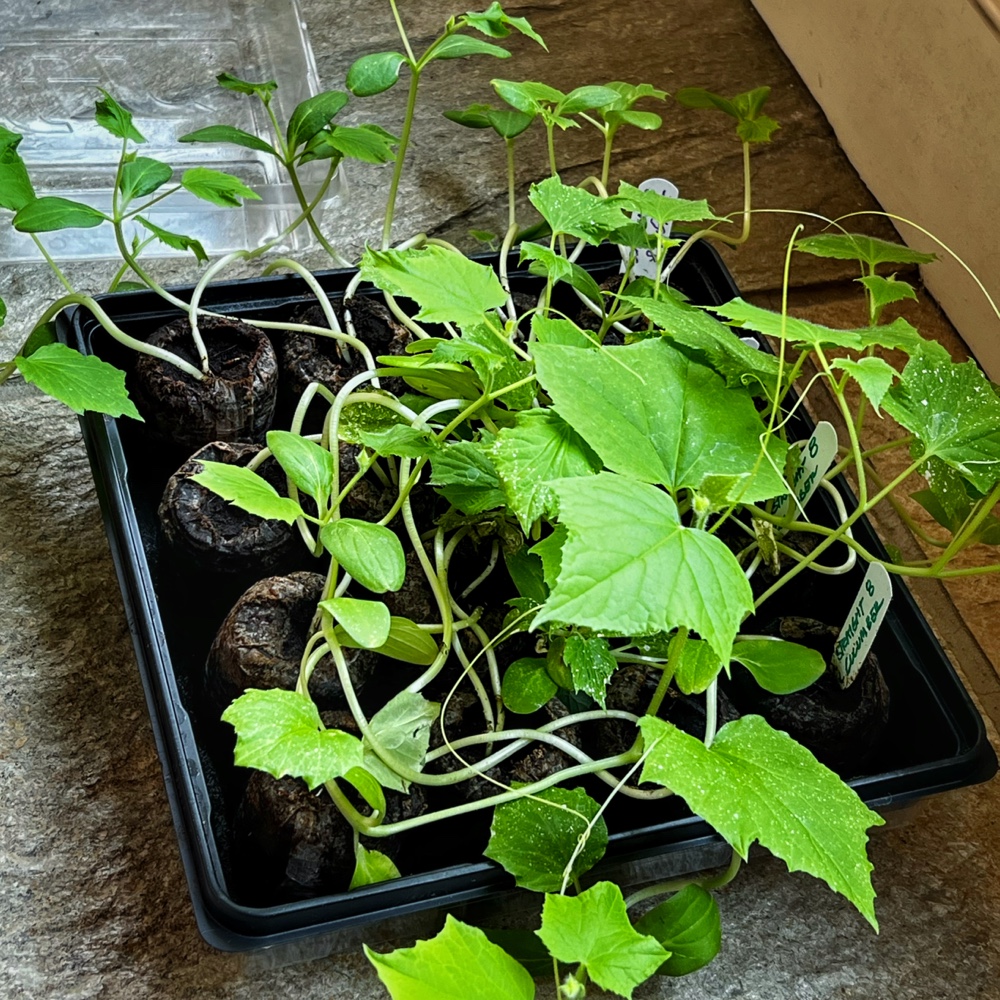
[857,273,918,311]
[536,474,753,662]
[563,634,617,708]
[639,714,884,928]
[831,356,898,412]
[363,690,439,793]
[16,343,141,419]
[222,688,365,790]
[216,72,277,100]
[366,915,535,1000]
[464,3,547,48]
[537,882,668,998]
[795,232,936,267]
[533,338,787,501]
[492,409,602,531]
[528,176,630,242]
[361,245,508,328]
[882,344,1000,492]
[485,785,608,892]
[430,440,506,514]
[614,181,722,225]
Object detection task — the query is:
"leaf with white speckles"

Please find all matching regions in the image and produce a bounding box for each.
[639,714,884,929]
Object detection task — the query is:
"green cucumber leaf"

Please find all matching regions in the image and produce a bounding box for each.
[350,842,401,890]
[857,274,918,311]
[530,524,566,591]
[135,215,207,262]
[95,90,145,143]
[320,597,391,649]
[528,176,630,242]
[347,51,407,97]
[633,884,722,977]
[559,85,621,115]
[485,785,608,892]
[119,156,173,203]
[614,181,722,225]
[533,339,787,501]
[537,881,668,998]
[831,356,898,412]
[189,461,303,523]
[338,388,408,445]
[491,78,565,114]
[882,344,1000,492]
[492,409,602,531]
[366,915,535,1000]
[19,321,55,355]
[181,167,260,207]
[710,298,927,354]
[344,766,387,815]
[730,639,825,694]
[536,474,752,662]
[618,293,781,396]
[563,634,617,708]
[639,715,884,928]
[501,657,557,714]
[266,429,335,507]
[320,518,406,592]
[795,232,936,267]
[13,197,106,233]
[361,245,508,328]
[178,124,278,156]
[221,688,364,790]
[15,343,141,419]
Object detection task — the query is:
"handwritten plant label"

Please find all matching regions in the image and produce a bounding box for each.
[619,177,679,280]
[831,562,892,688]
[774,421,838,520]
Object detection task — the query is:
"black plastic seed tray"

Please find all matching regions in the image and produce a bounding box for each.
[58,240,996,952]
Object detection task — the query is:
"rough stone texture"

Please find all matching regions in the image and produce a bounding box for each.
[2,2,1000,998]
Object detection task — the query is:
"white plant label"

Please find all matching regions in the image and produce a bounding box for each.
[832,562,893,689]
[774,421,838,520]
[619,177,679,279]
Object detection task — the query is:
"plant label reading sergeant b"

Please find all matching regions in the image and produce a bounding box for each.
[774,421,838,521]
[832,563,892,689]
[619,177,679,279]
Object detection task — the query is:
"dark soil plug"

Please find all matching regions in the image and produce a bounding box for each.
[158,441,295,574]
[206,572,375,713]
[133,316,278,449]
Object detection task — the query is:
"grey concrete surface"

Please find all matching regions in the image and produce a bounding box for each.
[3,2,1000,998]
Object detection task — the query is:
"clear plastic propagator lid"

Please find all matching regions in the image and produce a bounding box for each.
[0,0,344,261]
